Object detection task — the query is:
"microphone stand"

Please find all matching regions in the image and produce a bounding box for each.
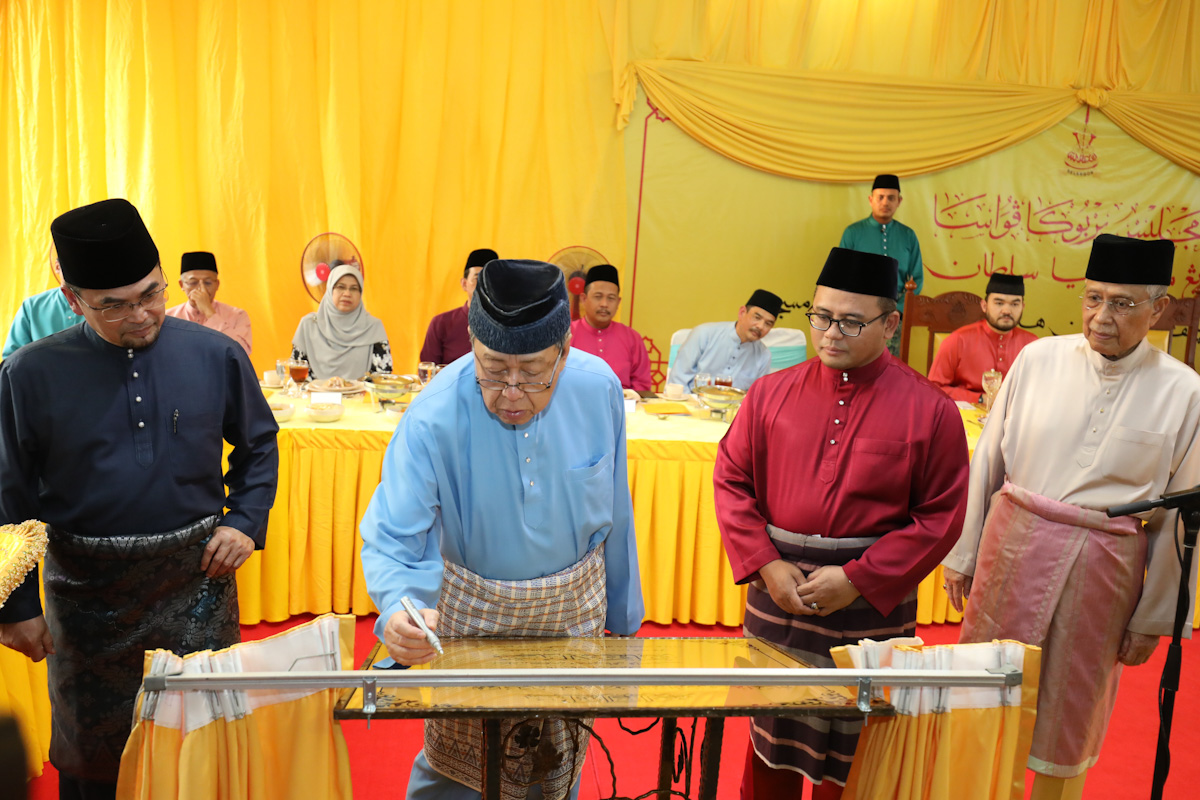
[1107,486,1200,800]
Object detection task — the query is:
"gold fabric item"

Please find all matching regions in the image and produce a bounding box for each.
[116,614,355,800]
[831,639,1041,800]
[0,521,45,610]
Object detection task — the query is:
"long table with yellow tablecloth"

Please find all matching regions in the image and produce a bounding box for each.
[0,397,977,776]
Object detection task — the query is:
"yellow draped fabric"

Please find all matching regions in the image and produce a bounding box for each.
[609,1,1200,177]
[117,614,355,800]
[832,639,1042,800]
[629,61,1082,181]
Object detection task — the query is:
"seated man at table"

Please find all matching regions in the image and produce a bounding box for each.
[420,247,497,365]
[666,289,783,391]
[2,256,83,359]
[165,251,253,355]
[569,264,651,391]
[715,248,969,800]
[361,258,644,800]
[927,273,1037,403]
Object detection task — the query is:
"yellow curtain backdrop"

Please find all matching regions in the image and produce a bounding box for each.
[117,614,355,800]
[832,639,1041,800]
[0,0,627,376]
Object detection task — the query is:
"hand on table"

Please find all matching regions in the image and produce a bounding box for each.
[200,526,255,578]
[796,566,860,617]
[384,607,441,666]
[0,616,55,662]
[1118,631,1159,666]
[943,567,972,614]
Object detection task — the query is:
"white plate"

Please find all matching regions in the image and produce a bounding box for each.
[307,378,366,394]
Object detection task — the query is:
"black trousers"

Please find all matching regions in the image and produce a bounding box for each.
[58,772,117,800]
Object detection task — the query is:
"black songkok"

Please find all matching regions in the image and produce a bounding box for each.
[985,273,1024,296]
[1085,234,1174,285]
[468,259,571,355]
[745,289,783,319]
[464,248,499,278]
[584,264,620,289]
[51,199,159,290]
[816,248,899,300]
[181,251,217,275]
[872,174,900,192]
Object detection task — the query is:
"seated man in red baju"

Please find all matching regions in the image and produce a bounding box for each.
[927,273,1037,403]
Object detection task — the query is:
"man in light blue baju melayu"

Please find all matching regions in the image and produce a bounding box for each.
[666,289,783,392]
[361,259,644,800]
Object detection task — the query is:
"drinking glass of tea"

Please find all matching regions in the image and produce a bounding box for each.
[715,374,734,388]
[286,358,310,397]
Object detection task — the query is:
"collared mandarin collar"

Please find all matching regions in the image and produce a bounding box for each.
[817,349,891,386]
[1085,337,1152,377]
[82,314,167,357]
[576,316,611,335]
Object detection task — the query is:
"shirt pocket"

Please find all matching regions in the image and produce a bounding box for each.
[563,452,616,538]
[169,410,224,486]
[845,439,913,506]
[1098,426,1167,491]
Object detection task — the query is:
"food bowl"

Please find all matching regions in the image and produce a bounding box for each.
[695,385,746,409]
[305,402,344,423]
[694,385,747,421]
[268,401,294,422]
[369,373,419,400]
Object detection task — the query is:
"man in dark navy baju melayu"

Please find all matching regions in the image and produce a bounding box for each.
[0,198,279,800]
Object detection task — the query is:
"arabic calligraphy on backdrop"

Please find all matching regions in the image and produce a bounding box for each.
[924,251,1087,285]
[932,193,1200,247]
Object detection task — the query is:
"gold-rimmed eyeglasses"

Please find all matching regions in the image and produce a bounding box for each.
[474,347,563,394]
[1079,293,1154,316]
[71,286,169,322]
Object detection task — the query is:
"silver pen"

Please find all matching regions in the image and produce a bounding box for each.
[400,595,444,656]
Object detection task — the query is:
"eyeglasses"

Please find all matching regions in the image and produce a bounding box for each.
[72,286,169,322]
[805,310,889,337]
[474,347,564,394]
[1079,293,1154,316]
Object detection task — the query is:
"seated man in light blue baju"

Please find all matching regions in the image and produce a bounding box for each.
[667,289,783,391]
[2,259,83,358]
[360,259,645,800]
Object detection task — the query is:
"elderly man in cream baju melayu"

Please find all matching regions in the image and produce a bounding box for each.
[942,233,1200,800]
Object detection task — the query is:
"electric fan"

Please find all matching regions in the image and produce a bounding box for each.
[300,233,364,302]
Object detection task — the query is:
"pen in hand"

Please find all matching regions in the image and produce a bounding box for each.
[400,595,444,657]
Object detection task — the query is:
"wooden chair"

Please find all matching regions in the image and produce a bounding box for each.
[899,280,985,370]
[1148,294,1199,368]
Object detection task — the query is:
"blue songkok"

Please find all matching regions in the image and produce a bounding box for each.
[468,259,571,355]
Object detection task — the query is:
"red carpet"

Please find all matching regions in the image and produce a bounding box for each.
[26,615,1200,798]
